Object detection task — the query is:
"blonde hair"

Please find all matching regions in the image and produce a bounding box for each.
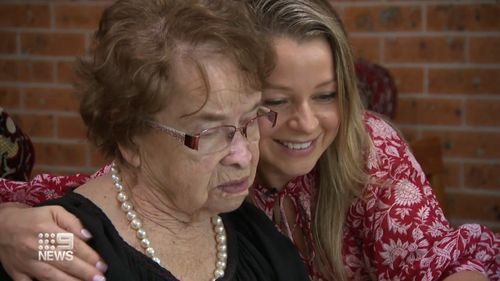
[249,0,371,279]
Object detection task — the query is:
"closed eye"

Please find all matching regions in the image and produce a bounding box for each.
[313,91,337,102]
[262,99,287,107]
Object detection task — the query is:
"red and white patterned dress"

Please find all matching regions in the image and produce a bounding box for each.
[1,113,499,281]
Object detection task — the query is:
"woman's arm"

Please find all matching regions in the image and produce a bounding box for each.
[443,271,488,281]
[0,169,109,281]
[0,203,107,281]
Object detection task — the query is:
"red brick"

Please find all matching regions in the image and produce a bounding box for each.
[428,69,500,95]
[57,61,78,84]
[0,4,50,28]
[469,37,500,64]
[11,113,55,138]
[58,116,86,139]
[388,67,424,94]
[0,32,16,54]
[384,37,465,63]
[446,192,500,222]
[350,37,380,62]
[33,142,87,166]
[0,60,54,82]
[442,162,461,189]
[428,4,500,32]
[0,88,21,108]
[465,99,500,127]
[395,98,462,126]
[55,4,106,29]
[21,33,86,56]
[399,127,418,143]
[24,88,79,112]
[464,163,500,190]
[422,131,500,159]
[343,5,421,32]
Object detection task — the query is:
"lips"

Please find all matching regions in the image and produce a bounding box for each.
[216,178,249,194]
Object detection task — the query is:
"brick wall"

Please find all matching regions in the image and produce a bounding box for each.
[0,0,499,230]
[333,0,500,230]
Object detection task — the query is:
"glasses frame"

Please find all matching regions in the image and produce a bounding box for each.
[146,107,277,152]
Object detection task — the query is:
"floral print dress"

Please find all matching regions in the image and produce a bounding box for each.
[252,112,500,281]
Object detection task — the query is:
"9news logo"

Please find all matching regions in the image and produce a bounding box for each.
[37,232,74,261]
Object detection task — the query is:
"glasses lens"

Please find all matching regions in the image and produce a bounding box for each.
[197,110,276,154]
[245,118,260,141]
[198,126,235,154]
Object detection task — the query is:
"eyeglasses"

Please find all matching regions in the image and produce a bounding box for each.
[146,107,277,154]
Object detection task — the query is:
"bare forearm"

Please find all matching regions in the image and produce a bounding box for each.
[0,202,29,210]
[443,271,488,281]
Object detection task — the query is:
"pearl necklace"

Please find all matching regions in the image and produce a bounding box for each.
[110,162,227,281]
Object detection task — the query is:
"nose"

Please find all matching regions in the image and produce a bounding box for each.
[221,132,253,168]
[288,102,318,133]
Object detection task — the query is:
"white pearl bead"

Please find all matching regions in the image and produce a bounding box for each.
[130,218,142,230]
[216,234,226,244]
[117,192,128,202]
[217,244,227,252]
[146,247,155,257]
[152,256,161,264]
[216,260,226,269]
[214,268,224,278]
[141,238,150,248]
[211,216,222,225]
[136,228,146,239]
[217,252,227,260]
[214,225,224,234]
[121,201,133,212]
[111,174,119,182]
[114,182,123,191]
[127,210,137,221]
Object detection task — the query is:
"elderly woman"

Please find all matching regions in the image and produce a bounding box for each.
[0,0,309,281]
[2,0,499,281]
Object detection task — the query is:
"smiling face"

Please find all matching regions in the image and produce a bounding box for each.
[257,36,340,188]
[135,53,262,218]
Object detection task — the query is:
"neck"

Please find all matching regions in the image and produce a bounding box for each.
[105,162,228,280]
[255,168,294,191]
[119,170,212,238]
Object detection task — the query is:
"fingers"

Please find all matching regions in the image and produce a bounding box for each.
[0,205,107,281]
[72,236,106,272]
[43,256,106,281]
[25,262,88,281]
[49,206,93,241]
[38,222,107,281]
[42,236,107,281]
[9,272,32,281]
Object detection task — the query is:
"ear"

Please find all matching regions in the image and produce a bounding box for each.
[118,142,141,168]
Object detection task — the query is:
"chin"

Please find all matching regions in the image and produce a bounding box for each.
[284,161,317,178]
[212,193,248,214]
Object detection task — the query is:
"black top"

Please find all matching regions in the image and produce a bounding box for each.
[0,192,308,281]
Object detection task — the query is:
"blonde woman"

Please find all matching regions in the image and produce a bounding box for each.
[1,0,499,280]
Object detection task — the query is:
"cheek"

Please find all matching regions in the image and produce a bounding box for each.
[250,141,260,164]
[322,106,341,133]
[258,122,281,143]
